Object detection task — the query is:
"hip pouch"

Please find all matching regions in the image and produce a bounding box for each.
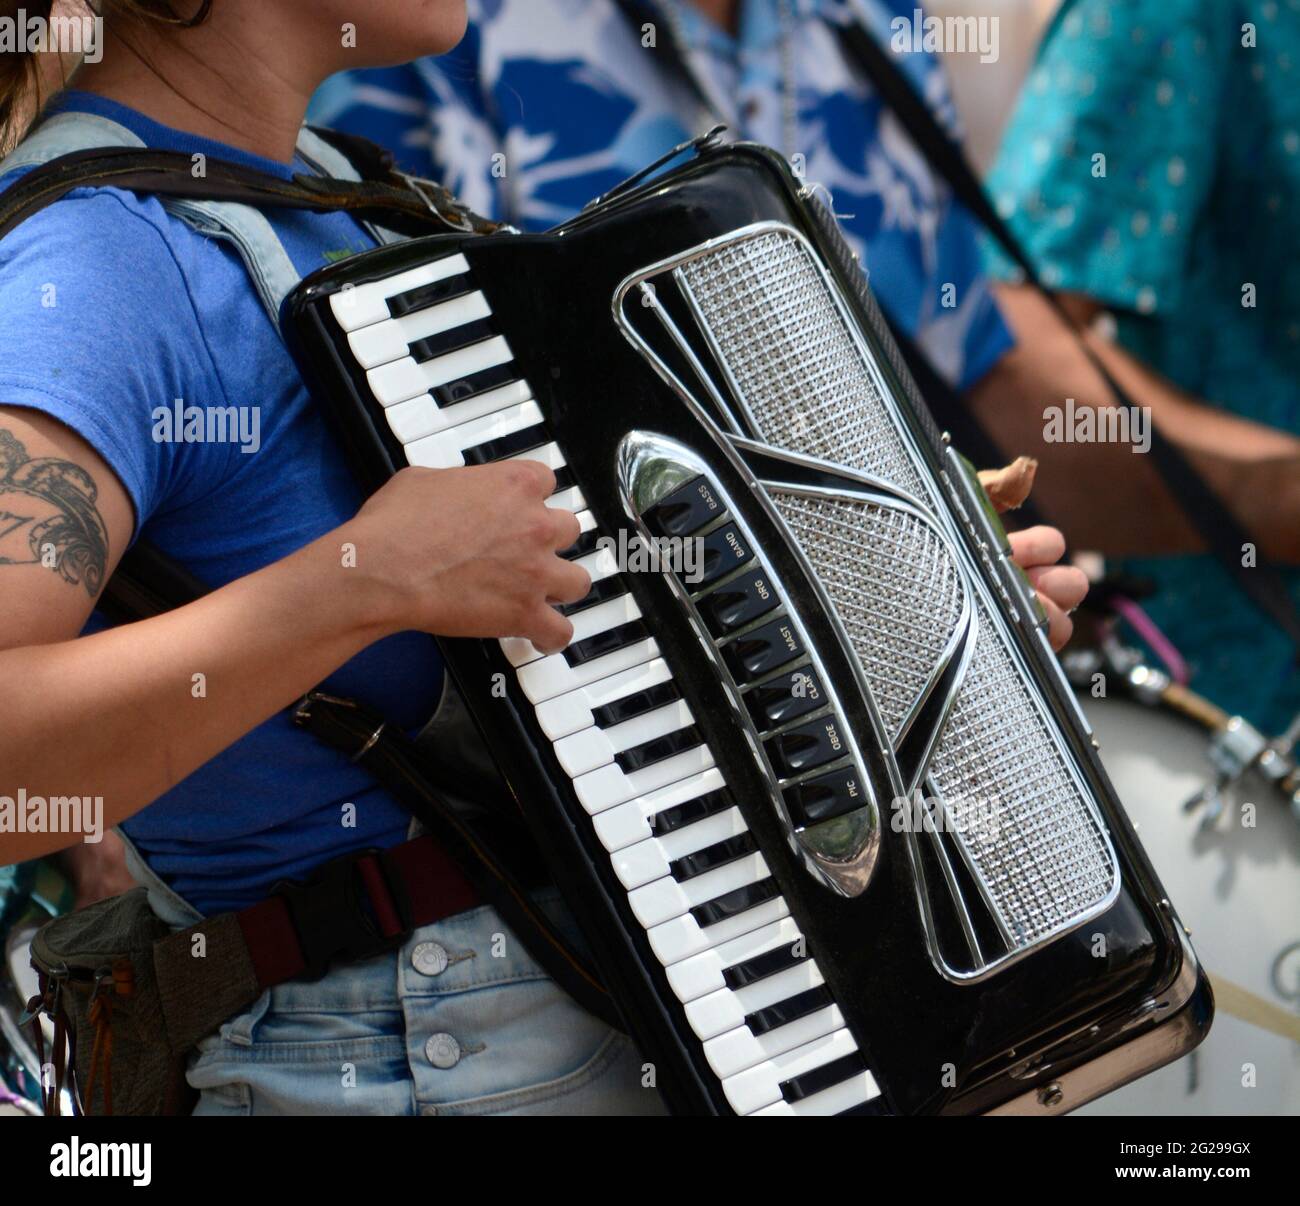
[26,888,196,1117]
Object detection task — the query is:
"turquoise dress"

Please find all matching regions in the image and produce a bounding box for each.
[988,0,1300,731]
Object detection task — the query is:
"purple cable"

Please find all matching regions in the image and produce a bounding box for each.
[1111,594,1190,685]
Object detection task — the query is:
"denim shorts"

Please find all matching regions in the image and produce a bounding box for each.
[120,835,666,1117]
[185,891,667,1117]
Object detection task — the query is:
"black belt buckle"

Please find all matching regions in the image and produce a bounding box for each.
[272,846,414,982]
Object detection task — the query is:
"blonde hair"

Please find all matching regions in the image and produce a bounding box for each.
[0,0,213,152]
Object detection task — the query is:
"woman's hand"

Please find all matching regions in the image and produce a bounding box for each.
[979,457,1088,651]
[1008,526,1089,651]
[342,460,591,654]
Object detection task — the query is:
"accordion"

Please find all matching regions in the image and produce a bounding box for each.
[284,136,1211,1115]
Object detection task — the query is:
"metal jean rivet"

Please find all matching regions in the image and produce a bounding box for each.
[412,941,449,976]
[1038,1082,1064,1108]
[425,1032,462,1069]
[420,1104,440,1117]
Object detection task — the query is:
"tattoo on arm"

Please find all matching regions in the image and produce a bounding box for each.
[0,427,110,596]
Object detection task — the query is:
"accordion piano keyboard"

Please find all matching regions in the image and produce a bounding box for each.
[327,253,885,1115]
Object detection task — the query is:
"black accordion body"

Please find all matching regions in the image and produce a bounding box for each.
[284,138,1211,1115]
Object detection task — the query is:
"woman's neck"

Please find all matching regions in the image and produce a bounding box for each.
[70,6,329,163]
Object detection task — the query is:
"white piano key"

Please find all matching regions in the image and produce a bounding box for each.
[384,381,531,451]
[684,962,825,1042]
[591,765,725,852]
[516,636,658,705]
[610,806,748,892]
[704,1003,844,1081]
[348,290,492,369]
[507,440,566,472]
[368,335,512,407]
[503,588,636,670]
[646,895,790,967]
[574,742,713,814]
[665,917,803,1004]
[626,850,768,930]
[750,1070,880,1116]
[404,399,543,470]
[535,656,672,742]
[722,1027,862,1116]
[553,698,694,778]
[329,254,469,332]
[545,484,587,512]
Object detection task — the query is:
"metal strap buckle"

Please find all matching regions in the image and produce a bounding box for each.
[397,171,476,233]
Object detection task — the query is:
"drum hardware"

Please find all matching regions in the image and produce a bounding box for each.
[1063,633,1300,831]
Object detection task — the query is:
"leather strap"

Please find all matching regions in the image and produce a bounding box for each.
[292,692,619,1029]
[0,142,501,243]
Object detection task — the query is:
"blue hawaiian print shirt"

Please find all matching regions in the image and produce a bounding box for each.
[989,0,1300,730]
[312,0,1012,391]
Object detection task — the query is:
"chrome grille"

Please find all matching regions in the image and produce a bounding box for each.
[679,231,929,499]
[925,595,1117,944]
[771,492,964,739]
[680,226,1118,965]
[772,491,1115,951]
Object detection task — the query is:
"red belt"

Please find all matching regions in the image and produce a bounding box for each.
[236,835,479,987]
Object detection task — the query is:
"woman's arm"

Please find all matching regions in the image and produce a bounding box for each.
[966,284,1300,563]
[0,407,589,864]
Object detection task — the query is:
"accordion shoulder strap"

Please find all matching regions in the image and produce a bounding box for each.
[838,8,1300,657]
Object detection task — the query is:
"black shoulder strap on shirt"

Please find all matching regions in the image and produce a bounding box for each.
[838,16,1300,657]
[0,127,499,242]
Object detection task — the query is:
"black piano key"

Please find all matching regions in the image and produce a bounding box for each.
[430,361,519,408]
[591,680,680,729]
[783,766,866,827]
[563,619,649,666]
[385,270,476,318]
[461,423,550,466]
[643,475,724,538]
[746,668,826,731]
[551,465,576,494]
[722,939,807,990]
[557,574,627,618]
[668,831,757,882]
[693,523,754,589]
[649,787,734,836]
[780,1050,868,1104]
[721,617,805,683]
[690,877,780,928]
[698,568,780,637]
[559,528,602,560]
[764,715,847,778]
[744,985,836,1037]
[408,318,496,364]
[614,725,702,774]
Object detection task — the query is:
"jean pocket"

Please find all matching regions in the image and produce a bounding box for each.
[431,1031,666,1116]
[404,968,665,1116]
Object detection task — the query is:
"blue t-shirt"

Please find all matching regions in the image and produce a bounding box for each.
[0,93,444,913]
